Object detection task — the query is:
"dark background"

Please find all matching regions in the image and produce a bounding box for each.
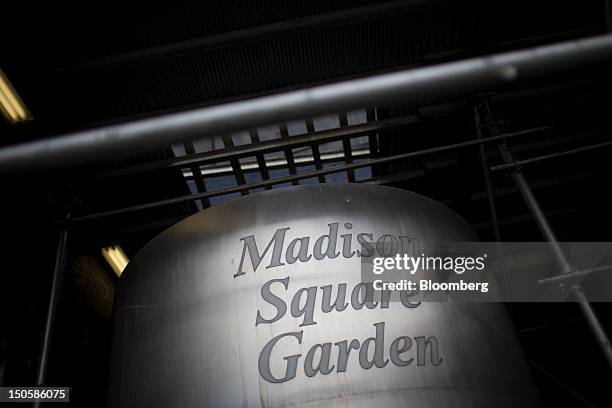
[1,1,612,406]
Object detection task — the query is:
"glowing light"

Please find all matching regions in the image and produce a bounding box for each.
[0,68,31,124]
[101,245,129,277]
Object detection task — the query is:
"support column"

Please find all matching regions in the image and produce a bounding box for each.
[33,228,68,408]
[476,100,612,369]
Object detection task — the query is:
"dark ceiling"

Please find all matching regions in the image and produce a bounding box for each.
[1,1,612,407]
[0,0,607,140]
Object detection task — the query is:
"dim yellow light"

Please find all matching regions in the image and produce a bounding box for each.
[0,68,31,124]
[101,245,130,277]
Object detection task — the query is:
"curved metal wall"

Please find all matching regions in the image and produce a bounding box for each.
[108,184,538,407]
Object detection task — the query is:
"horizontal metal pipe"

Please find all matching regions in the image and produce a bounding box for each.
[490,140,612,172]
[1,34,611,173]
[68,126,548,222]
[538,264,612,286]
[93,114,425,179]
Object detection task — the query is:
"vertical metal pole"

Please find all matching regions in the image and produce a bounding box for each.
[0,340,6,386]
[33,228,68,408]
[473,101,514,315]
[184,141,212,208]
[473,103,501,242]
[497,143,612,369]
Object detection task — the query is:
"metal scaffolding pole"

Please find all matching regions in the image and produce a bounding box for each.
[490,140,612,172]
[33,229,68,408]
[472,103,501,242]
[1,33,612,173]
[528,360,596,407]
[538,264,612,286]
[497,143,612,369]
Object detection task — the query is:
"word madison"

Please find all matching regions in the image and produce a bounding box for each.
[234,222,443,383]
[234,222,420,277]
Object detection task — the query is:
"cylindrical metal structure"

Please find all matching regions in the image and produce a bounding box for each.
[109,184,538,407]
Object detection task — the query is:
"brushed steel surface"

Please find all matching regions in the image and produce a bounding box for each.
[108,184,538,407]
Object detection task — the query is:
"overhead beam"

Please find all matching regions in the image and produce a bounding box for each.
[1,33,612,173]
[60,0,450,71]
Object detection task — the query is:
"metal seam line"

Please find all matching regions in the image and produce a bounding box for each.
[1,33,612,172]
